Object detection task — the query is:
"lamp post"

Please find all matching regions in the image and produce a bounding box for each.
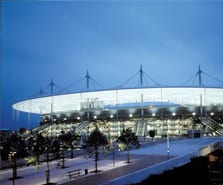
[110,115,116,167]
[112,140,116,167]
[45,147,50,184]
[166,119,170,158]
[112,147,115,167]
[9,151,17,185]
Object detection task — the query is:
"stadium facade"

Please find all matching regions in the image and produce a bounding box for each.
[12,66,223,139]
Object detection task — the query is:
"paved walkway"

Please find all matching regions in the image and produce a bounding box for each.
[62,154,170,185]
[0,137,223,185]
[62,137,223,185]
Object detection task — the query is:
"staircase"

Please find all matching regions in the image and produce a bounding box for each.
[135,120,146,137]
[74,121,91,134]
[201,117,223,136]
[22,123,53,140]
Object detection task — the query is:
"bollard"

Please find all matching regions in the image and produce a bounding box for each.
[85,169,88,175]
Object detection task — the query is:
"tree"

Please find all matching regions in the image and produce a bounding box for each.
[1,138,11,161]
[58,131,69,168]
[33,133,46,164]
[59,132,81,159]
[86,127,108,172]
[51,138,60,160]
[1,132,28,159]
[19,128,27,135]
[69,133,81,159]
[117,128,140,163]
[44,136,53,184]
[1,132,28,180]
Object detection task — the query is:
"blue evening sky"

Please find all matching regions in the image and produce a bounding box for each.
[1,1,223,130]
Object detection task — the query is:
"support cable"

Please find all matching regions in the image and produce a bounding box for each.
[118,65,160,88]
[185,66,223,87]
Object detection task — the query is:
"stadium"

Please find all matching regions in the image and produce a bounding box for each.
[12,66,223,139]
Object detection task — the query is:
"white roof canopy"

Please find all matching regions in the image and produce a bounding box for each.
[12,87,223,115]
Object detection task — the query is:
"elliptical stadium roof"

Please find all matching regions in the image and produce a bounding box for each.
[12,86,223,115]
[12,66,223,115]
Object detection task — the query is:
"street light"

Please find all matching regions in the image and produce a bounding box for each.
[166,120,170,158]
[44,144,55,185]
[112,140,117,167]
[45,147,50,185]
[9,151,17,185]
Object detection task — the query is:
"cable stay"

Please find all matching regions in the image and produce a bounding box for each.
[39,89,46,96]
[30,79,64,98]
[184,73,197,86]
[30,88,46,98]
[30,70,104,99]
[117,64,160,88]
[143,71,160,87]
[43,79,63,95]
[117,71,139,88]
[204,72,223,86]
[58,70,104,93]
[57,77,85,94]
[49,79,64,94]
[185,65,223,87]
[81,70,104,91]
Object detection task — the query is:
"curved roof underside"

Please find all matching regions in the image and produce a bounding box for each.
[12,87,223,115]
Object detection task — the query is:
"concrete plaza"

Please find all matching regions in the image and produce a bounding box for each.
[1,136,222,185]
